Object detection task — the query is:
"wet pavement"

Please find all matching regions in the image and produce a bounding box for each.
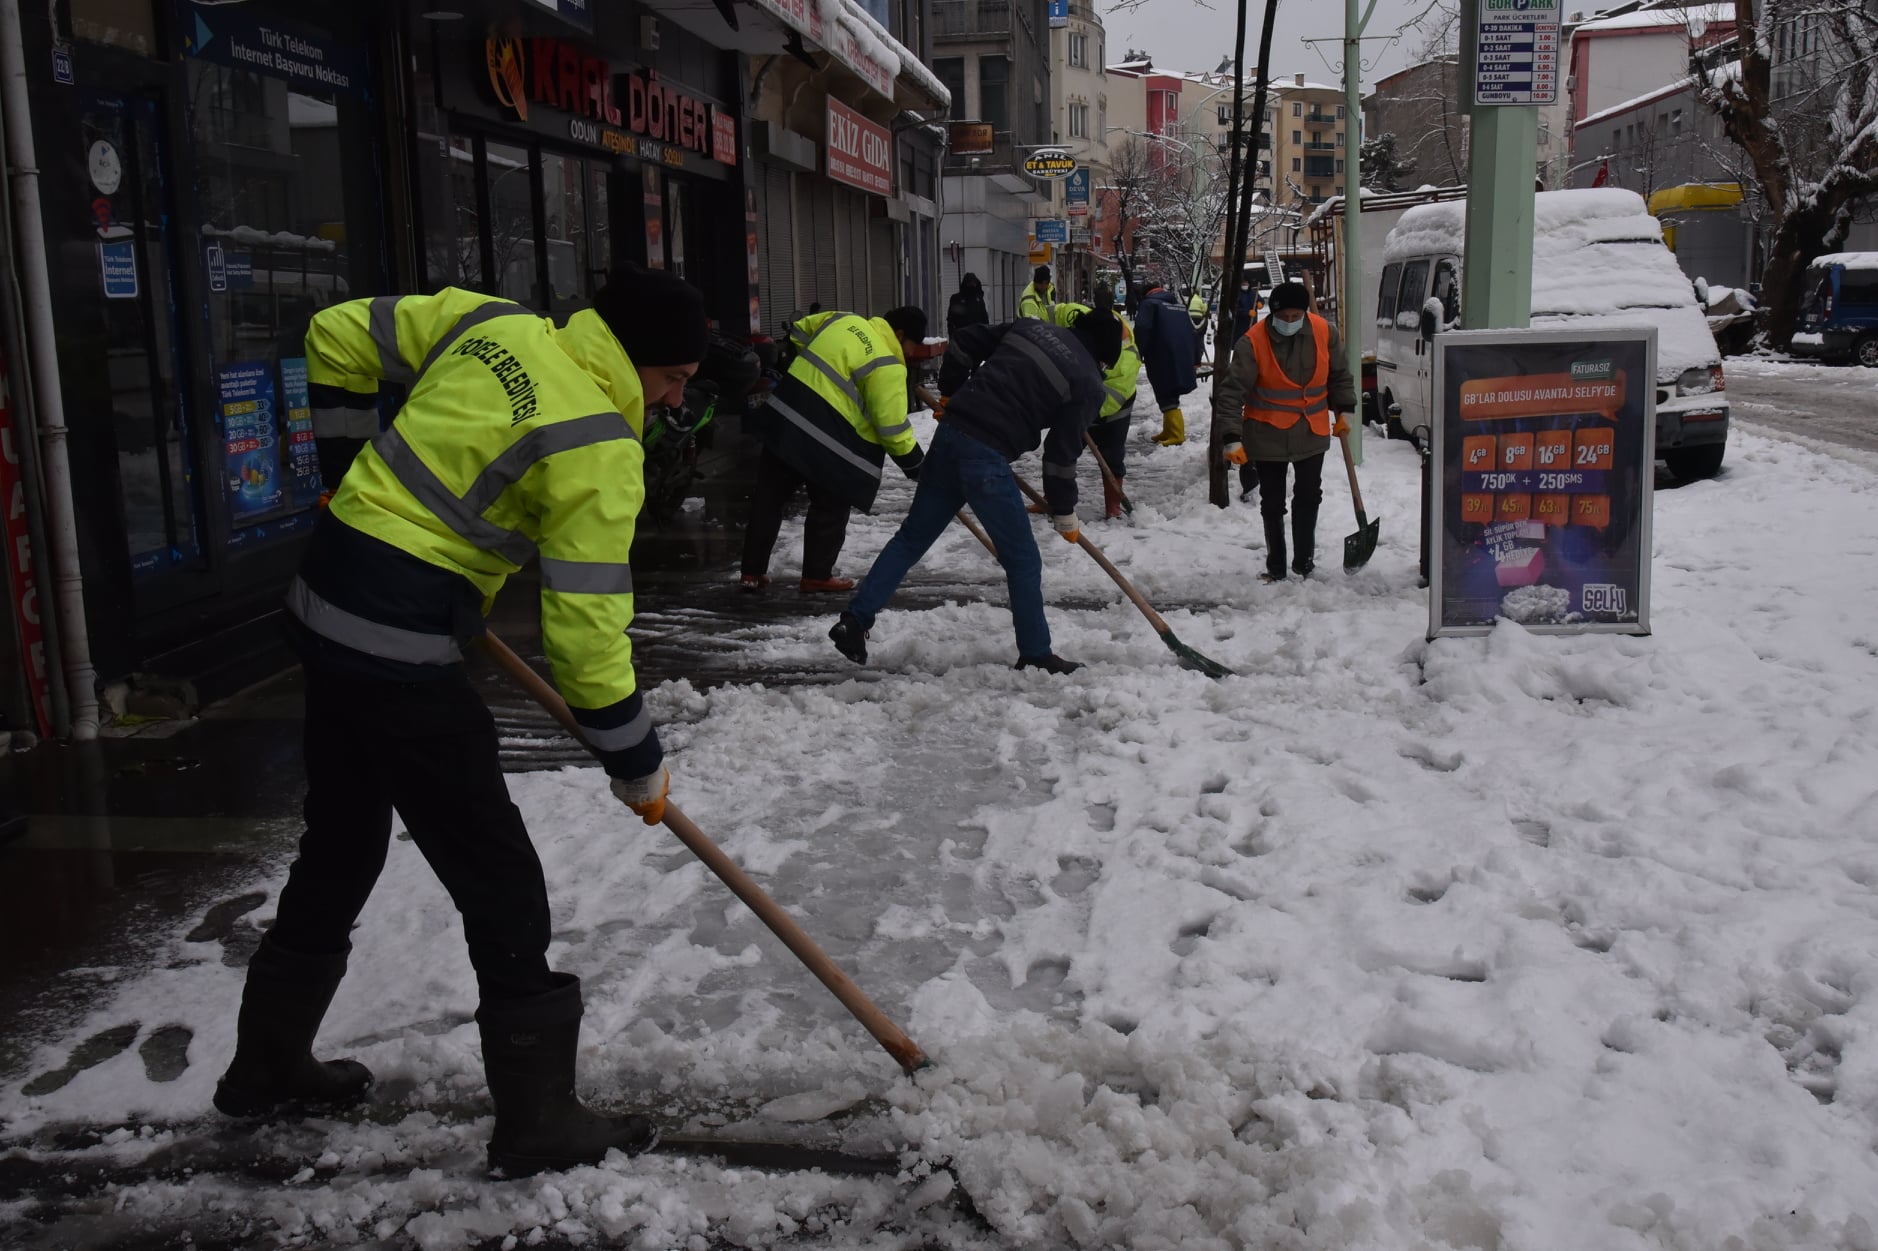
[0,425,1021,1084]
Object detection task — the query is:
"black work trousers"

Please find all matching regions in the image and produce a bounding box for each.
[267,665,553,1001]
[1254,453,1326,577]
[740,447,853,582]
[1087,412,1131,480]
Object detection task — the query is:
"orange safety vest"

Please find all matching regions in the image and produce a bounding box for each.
[1242,313,1332,435]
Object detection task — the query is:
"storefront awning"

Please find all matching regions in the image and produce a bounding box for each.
[642,0,948,112]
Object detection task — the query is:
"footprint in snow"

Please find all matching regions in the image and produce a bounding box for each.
[20,1022,142,1096]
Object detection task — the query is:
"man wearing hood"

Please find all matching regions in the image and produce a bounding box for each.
[216,267,706,1177]
[947,273,990,337]
[1214,280,1357,580]
[1134,284,1199,445]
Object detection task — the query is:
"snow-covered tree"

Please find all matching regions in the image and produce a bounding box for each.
[1697,0,1878,345]
[1360,132,1416,192]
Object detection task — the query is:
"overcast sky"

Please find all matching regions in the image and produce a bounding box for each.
[1102,0,1445,94]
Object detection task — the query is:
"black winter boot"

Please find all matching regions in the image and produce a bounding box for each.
[829,611,869,664]
[1292,497,1320,577]
[214,937,373,1118]
[1016,653,1082,674]
[478,973,658,1177]
[1260,513,1288,582]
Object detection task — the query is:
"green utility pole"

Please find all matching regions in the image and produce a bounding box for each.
[1343,0,1378,462]
[1457,0,1561,329]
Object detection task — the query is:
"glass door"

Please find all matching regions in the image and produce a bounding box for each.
[79,89,210,605]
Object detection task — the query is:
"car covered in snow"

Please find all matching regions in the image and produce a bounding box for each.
[1790,252,1878,367]
[1374,188,1731,481]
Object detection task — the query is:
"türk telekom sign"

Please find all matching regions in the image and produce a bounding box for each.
[826,98,891,196]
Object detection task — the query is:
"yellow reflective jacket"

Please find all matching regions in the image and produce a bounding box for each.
[785,311,915,455]
[293,289,659,776]
[1052,303,1141,421]
[1017,284,1056,321]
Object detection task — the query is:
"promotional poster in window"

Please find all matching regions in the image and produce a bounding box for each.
[1430,327,1655,637]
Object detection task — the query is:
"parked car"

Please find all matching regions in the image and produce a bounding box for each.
[1374,188,1732,481]
[1790,253,1878,367]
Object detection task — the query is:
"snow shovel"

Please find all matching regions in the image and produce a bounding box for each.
[1082,433,1134,515]
[480,629,931,1076]
[1338,429,1379,572]
[1010,472,1234,680]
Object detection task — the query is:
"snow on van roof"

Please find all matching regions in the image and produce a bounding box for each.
[1810,252,1878,271]
[1382,188,1717,377]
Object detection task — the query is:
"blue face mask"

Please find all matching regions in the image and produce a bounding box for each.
[1271,315,1306,337]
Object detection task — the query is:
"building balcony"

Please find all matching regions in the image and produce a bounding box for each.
[1304,156,1335,177]
[933,0,1011,38]
[1303,141,1337,152]
[1304,110,1337,125]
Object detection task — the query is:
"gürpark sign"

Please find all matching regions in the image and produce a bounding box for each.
[1022,148,1077,180]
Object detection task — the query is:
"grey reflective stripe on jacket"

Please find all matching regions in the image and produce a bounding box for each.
[312,405,380,439]
[368,297,415,385]
[1251,383,1330,414]
[578,702,653,752]
[286,576,462,663]
[765,390,885,481]
[791,314,865,408]
[540,557,634,595]
[1007,332,1071,401]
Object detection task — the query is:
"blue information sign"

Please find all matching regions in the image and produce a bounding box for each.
[99,242,138,299]
[1034,219,1069,244]
[181,4,368,98]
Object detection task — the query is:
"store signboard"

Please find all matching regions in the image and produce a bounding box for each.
[1064,167,1090,215]
[1430,327,1655,637]
[826,98,892,196]
[1022,148,1077,180]
[523,0,594,32]
[949,122,996,155]
[1033,218,1068,244]
[180,5,366,98]
[743,0,895,98]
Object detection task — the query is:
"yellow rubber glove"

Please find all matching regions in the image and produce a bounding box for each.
[610,768,670,827]
[1332,415,1351,437]
[1222,441,1247,465]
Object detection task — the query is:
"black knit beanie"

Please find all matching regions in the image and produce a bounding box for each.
[1271,281,1312,314]
[1072,309,1124,369]
[591,265,709,366]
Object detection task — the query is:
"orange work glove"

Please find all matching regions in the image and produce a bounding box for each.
[1332,415,1351,437]
[1051,511,1082,544]
[610,768,670,827]
[1222,441,1248,465]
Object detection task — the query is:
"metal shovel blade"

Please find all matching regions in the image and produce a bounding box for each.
[1343,514,1379,571]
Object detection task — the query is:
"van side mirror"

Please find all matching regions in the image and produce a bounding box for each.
[1420,306,1438,340]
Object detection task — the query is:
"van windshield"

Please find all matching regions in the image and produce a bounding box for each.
[1802,266,1830,316]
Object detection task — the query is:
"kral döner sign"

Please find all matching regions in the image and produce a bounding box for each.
[825,98,892,196]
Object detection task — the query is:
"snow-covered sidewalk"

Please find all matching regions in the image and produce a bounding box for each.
[6,392,1878,1250]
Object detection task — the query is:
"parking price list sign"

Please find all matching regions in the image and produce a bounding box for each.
[1473,0,1563,105]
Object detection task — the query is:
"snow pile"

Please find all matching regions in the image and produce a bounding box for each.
[7,394,1878,1248]
[1811,252,1878,272]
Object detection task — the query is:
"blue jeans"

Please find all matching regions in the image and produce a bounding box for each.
[847,422,1051,658]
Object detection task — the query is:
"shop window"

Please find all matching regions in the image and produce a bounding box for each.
[540,151,590,318]
[485,141,538,305]
[83,91,199,576]
[188,40,370,536]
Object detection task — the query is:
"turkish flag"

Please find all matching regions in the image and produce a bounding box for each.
[1591,161,1610,188]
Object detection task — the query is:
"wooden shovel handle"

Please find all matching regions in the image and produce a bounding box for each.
[479,630,929,1075]
[1082,432,1127,500]
[1010,471,1171,634]
[1338,429,1368,521]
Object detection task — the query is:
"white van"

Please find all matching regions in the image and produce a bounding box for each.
[1374,188,1731,480]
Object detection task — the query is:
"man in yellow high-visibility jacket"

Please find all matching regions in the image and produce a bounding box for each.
[1017,265,1056,321]
[213,267,706,1179]
[740,306,928,593]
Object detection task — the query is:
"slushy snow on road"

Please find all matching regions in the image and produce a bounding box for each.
[5,382,1878,1250]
